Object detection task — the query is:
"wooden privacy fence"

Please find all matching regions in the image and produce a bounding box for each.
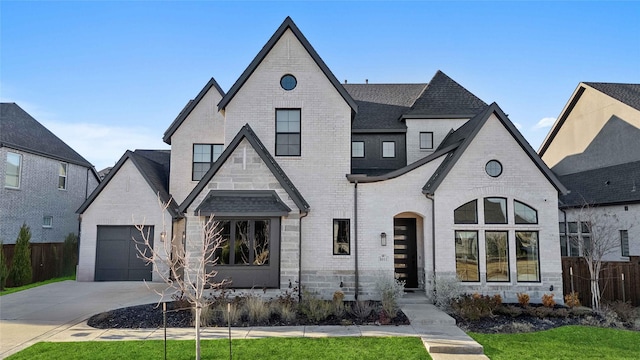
[562,257,640,307]
[2,242,69,287]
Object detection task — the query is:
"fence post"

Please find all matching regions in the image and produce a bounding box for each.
[621,273,626,303]
[570,266,574,294]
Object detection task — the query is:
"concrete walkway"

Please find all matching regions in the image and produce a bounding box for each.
[0,281,487,359]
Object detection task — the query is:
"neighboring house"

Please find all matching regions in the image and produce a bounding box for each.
[0,103,100,244]
[539,82,640,261]
[77,17,566,303]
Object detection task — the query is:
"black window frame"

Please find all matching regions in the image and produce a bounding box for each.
[351,141,365,158]
[419,132,434,150]
[485,230,510,282]
[485,160,503,177]
[333,219,351,255]
[484,197,508,224]
[58,162,68,190]
[455,230,480,282]
[192,143,224,181]
[275,108,301,157]
[514,200,538,224]
[382,141,396,158]
[620,230,630,257]
[515,231,541,282]
[454,200,478,224]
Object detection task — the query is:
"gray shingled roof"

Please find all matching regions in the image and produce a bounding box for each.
[77,149,178,216]
[0,103,93,167]
[584,82,640,111]
[344,84,426,131]
[195,190,291,216]
[179,124,310,214]
[406,71,487,117]
[558,160,640,207]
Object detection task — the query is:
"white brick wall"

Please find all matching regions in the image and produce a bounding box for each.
[434,114,563,303]
[78,159,172,282]
[169,88,225,204]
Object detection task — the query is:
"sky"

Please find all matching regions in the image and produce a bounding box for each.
[1,1,639,171]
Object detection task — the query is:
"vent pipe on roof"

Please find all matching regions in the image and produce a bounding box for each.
[365,79,368,84]
[344,79,348,84]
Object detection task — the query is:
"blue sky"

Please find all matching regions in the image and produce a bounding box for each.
[2,1,639,170]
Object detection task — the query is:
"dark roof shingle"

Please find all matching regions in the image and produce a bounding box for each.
[407,71,488,117]
[584,82,640,111]
[0,103,93,167]
[344,84,426,130]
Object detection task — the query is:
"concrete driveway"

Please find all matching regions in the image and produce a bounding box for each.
[0,280,169,358]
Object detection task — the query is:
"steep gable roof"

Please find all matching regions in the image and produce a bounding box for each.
[163,78,225,145]
[77,149,178,216]
[217,17,357,114]
[423,103,567,195]
[0,102,94,168]
[558,160,640,208]
[179,124,310,213]
[539,82,640,156]
[405,71,487,118]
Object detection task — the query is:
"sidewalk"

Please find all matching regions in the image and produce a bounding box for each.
[0,282,487,359]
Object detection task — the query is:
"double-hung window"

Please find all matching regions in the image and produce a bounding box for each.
[193,144,223,181]
[352,141,364,158]
[276,109,301,156]
[419,132,433,150]
[5,152,21,188]
[620,230,629,257]
[382,141,395,158]
[59,163,68,190]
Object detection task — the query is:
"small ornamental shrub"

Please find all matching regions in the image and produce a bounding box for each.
[495,304,523,318]
[604,301,638,326]
[244,294,270,323]
[550,307,569,318]
[564,291,581,308]
[9,224,32,286]
[300,290,332,322]
[349,300,374,321]
[517,292,530,306]
[541,294,556,308]
[219,302,241,325]
[452,293,501,321]
[0,241,8,290]
[492,294,503,306]
[530,306,554,319]
[271,301,297,323]
[374,274,405,317]
[433,275,462,311]
[332,291,345,317]
[62,233,78,276]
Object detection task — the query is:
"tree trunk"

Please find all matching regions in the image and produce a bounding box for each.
[195,304,201,360]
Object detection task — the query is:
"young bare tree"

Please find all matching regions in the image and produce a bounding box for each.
[570,204,630,311]
[134,197,229,360]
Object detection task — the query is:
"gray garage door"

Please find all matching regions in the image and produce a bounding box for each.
[95,226,154,281]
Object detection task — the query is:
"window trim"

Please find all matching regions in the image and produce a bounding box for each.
[515,231,541,282]
[5,152,22,189]
[216,218,272,266]
[419,132,434,150]
[333,219,351,255]
[382,141,396,158]
[192,143,223,181]
[514,200,538,224]
[620,230,630,257]
[43,216,53,228]
[280,74,297,91]
[485,160,503,178]
[275,108,302,157]
[58,162,68,190]
[455,230,480,282]
[454,200,478,224]
[351,141,365,158]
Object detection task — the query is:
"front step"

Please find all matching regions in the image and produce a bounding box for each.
[422,328,485,354]
[401,304,456,326]
[398,291,431,305]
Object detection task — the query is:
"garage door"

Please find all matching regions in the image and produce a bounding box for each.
[95,226,154,281]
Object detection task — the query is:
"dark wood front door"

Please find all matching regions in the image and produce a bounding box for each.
[394,218,418,288]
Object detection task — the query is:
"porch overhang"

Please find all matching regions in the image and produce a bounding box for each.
[194,190,291,217]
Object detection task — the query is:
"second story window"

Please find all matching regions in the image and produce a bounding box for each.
[382,141,395,158]
[5,152,22,189]
[193,144,223,181]
[58,163,68,190]
[352,141,364,158]
[276,109,301,156]
[420,132,433,149]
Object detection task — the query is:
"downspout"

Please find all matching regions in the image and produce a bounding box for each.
[426,194,436,298]
[354,180,359,300]
[298,211,309,302]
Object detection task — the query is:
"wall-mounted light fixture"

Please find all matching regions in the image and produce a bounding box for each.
[380,232,387,246]
[160,231,166,242]
[182,232,186,242]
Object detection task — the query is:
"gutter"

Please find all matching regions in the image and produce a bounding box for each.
[354,180,359,300]
[426,193,436,298]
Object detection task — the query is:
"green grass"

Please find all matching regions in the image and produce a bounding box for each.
[470,325,640,360]
[6,337,431,360]
[0,275,75,296]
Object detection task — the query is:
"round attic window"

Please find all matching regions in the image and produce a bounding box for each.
[485,160,503,177]
[280,74,297,91]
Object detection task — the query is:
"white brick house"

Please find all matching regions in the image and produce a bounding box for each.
[77,17,566,302]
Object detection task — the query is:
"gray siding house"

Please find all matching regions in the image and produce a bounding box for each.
[0,103,99,244]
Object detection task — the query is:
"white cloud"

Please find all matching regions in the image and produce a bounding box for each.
[513,122,523,130]
[41,121,169,171]
[533,117,556,130]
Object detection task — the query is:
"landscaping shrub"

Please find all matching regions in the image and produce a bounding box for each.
[349,300,374,321]
[244,294,270,323]
[495,304,523,318]
[299,289,333,322]
[529,306,554,319]
[541,293,556,308]
[452,293,501,321]
[62,233,78,276]
[604,301,638,326]
[564,291,581,308]
[271,301,297,323]
[218,302,242,325]
[374,274,405,317]
[9,224,32,287]
[0,241,8,290]
[332,291,346,317]
[433,275,462,311]
[517,292,530,306]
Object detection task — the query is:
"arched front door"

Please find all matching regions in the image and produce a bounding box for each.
[394,218,418,288]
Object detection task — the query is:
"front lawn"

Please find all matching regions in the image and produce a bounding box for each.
[6,337,431,360]
[470,325,640,360]
[0,275,75,296]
